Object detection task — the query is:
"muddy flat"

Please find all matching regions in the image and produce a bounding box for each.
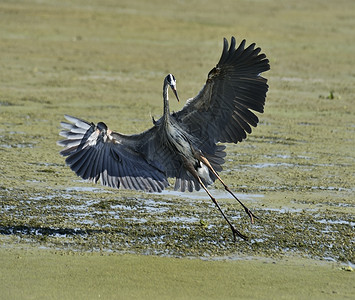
[0,0,354,299]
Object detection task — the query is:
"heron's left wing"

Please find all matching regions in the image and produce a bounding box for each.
[57,115,170,192]
[174,37,270,149]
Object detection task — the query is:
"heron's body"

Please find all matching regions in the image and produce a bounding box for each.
[58,37,270,240]
[161,78,214,187]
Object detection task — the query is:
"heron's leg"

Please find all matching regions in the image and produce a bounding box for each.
[182,157,248,241]
[194,175,248,241]
[197,154,258,224]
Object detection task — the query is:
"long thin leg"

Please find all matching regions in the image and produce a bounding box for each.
[198,154,258,224]
[195,175,248,241]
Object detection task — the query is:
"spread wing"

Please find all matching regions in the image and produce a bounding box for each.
[57,115,173,192]
[174,37,270,149]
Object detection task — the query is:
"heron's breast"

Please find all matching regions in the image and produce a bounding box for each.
[166,124,193,158]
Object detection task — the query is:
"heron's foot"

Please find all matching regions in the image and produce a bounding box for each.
[230,225,249,242]
[244,207,259,224]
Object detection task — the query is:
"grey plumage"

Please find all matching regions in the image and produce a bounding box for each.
[57,37,270,240]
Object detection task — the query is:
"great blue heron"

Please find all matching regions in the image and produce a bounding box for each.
[58,37,270,241]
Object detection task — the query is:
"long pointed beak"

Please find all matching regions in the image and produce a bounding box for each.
[171,86,180,102]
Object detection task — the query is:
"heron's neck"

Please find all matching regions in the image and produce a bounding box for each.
[163,83,170,123]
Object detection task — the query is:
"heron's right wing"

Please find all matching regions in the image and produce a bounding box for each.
[57,115,171,192]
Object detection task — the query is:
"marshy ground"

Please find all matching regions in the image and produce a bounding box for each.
[0,0,354,298]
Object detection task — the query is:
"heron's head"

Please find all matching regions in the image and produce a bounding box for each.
[165,74,179,102]
[96,122,108,134]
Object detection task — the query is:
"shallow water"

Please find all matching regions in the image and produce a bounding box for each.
[159,189,264,200]
[1,181,353,263]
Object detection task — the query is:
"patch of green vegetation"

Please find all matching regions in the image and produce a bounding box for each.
[1,247,354,300]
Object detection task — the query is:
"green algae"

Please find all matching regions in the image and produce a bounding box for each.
[0,0,355,298]
[1,247,354,300]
